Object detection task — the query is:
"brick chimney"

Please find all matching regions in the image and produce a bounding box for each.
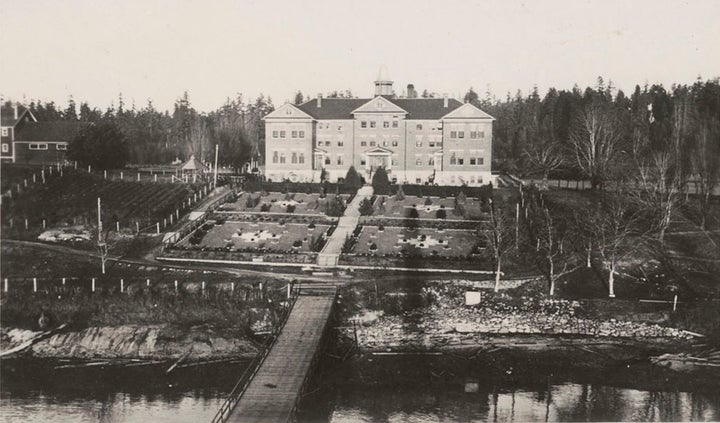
[13,104,18,120]
[443,94,448,108]
[317,93,322,108]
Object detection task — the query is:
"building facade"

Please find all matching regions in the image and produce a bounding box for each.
[1,104,86,165]
[264,72,495,186]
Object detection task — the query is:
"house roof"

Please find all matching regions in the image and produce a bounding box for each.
[181,155,207,171]
[295,97,467,120]
[15,121,86,142]
[1,105,32,127]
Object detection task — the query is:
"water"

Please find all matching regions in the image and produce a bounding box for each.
[2,353,720,422]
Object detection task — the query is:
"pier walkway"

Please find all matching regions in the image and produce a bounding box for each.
[212,285,337,423]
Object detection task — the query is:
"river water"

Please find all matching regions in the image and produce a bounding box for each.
[2,353,719,422]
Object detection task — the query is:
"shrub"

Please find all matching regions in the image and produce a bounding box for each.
[326,196,346,217]
[369,242,378,251]
[343,166,362,192]
[308,223,316,229]
[378,224,385,232]
[424,196,433,206]
[395,185,405,201]
[260,203,271,212]
[372,168,391,195]
[406,207,419,219]
[286,205,296,213]
[436,209,447,219]
[245,194,257,208]
[292,240,303,248]
[359,198,374,216]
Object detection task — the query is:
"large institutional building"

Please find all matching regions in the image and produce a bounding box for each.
[264,69,494,186]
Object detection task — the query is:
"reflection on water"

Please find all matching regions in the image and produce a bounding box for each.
[1,391,224,423]
[2,354,720,423]
[318,384,720,422]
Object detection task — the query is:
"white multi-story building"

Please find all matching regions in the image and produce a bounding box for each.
[264,69,495,185]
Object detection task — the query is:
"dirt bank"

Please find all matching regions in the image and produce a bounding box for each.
[1,324,259,360]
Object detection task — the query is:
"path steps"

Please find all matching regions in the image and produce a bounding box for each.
[316,186,373,267]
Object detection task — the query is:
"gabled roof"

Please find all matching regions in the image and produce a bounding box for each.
[181,155,207,171]
[15,121,86,142]
[441,102,495,120]
[351,96,407,115]
[263,103,314,120]
[297,98,368,120]
[295,97,470,120]
[1,105,35,127]
[364,146,394,155]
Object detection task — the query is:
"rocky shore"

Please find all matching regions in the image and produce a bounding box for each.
[1,324,259,360]
[348,304,695,351]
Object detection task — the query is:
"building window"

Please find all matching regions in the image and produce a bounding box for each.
[272,151,279,163]
[299,153,305,164]
[360,158,366,165]
[325,156,331,165]
[416,178,422,184]
[415,141,422,147]
[1,128,8,137]
[338,141,344,147]
[1,143,8,153]
[416,124,423,130]
[478,157,484,165]
[450,153,457,165]
[57,143,68,150]
[470,158,476,165]
[280,131,286,138]
[392,121,398,128]
[470,131,477,139]
[458,158,464,165]
[479,131,485,138]
[337,156,343,165]
[338,125,342,131]
[392,140,398,147]
[415,157,422,166]
[383,121,389,128]
[391,158,398,166]
[436,142,443,147]
[361,121,367,128]
[428,157,434,166]
[360,141,367,147]
[29,143,48,150]
[291,130,298,138]
[450,131,457,138]
[272,130,278,138]
[279,153,286,164]
[370,121,376,128]
[299,131,305,138]
[458,131,465,138]
[291,152,298,164]
[429,141,435,148]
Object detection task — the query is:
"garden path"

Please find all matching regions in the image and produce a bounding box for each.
[317,186,374,267]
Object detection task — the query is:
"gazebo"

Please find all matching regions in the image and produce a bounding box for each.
[178,155,208,182]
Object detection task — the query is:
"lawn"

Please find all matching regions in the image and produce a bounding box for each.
[178,220,331,253]
[217,192,348,216]
[351,225,481,258]
[372,195,486,220]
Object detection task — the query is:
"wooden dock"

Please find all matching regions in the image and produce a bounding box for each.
[221,291,336,423]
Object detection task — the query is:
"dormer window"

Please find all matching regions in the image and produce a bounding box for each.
[376,102,384,110]
[285,109,292,115]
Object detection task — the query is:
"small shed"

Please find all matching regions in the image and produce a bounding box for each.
[180,155,208,175]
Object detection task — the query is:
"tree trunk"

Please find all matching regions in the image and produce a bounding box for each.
[494,257,501,292]
[608,260,616,298]
[548,258,555,296]
[586,242,592,268]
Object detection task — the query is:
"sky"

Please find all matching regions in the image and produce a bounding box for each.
[1,0,719,113]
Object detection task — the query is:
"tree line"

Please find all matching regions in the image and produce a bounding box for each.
[9,92,274,170]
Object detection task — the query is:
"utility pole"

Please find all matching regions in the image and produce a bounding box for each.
[98,197,107,274]
[213,144,219,188]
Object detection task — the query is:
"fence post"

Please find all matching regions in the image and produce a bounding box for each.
[176,209,179,219]
[673,295,678,312]
[231,282,235,292]
[146,279,150,287]
[24,218,28,230]
[104,170,107,179]
[24,178,27,187]
[88,165,91,173]
[33,174,36,183]
[3,278,7,293]
[120,279,124,293]
[9,218,12,229]
[174,280,178,291]
[156,222,160,234]
[116,221,120,232]
[202,281,206,292]
[154,174,158,182]
[42,219,46,229]
[92,278,96,292]
[41,169,46,183]
[33,278,37,293]
[62,277,66,286]
[120,171,124,180]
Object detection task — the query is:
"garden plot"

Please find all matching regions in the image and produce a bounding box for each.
[373,195,485,220]
[178,221,330,253]
[218,192,347,215]
[353,226,480,257]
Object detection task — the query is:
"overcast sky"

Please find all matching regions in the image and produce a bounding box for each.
[1,0,718,112]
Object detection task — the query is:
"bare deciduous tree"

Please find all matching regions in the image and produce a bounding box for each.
[484,200,515,292]
[524,142,565,190]
[570,104,623,190]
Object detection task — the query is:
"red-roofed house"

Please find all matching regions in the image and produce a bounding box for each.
[263,69,494,186]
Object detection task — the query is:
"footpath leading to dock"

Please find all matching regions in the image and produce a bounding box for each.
[317,185,373,267]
